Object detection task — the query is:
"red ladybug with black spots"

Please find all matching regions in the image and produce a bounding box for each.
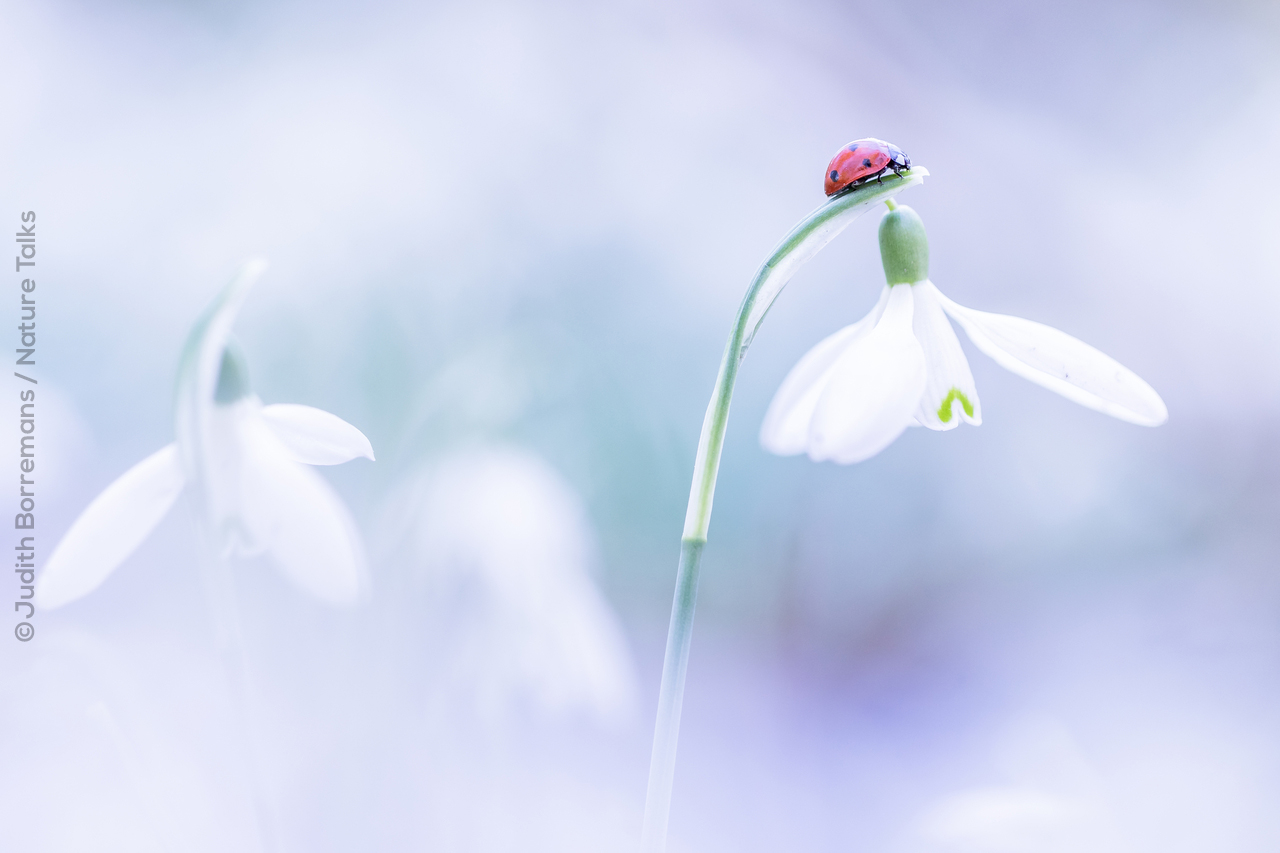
[824,138,911,196]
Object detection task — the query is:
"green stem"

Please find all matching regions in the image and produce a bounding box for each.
[639,538,704,851]
[639,169,928,852]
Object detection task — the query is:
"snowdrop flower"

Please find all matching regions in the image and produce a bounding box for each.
[406,445,638,728]
[760,203,1167,463]
[640,154,1169,852]
[642,167,931,851]
[37,260,374,609]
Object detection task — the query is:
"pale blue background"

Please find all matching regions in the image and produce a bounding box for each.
[2,0,1278,850]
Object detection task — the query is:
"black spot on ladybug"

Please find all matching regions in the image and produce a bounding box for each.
[830,170,839,181]
[862,158,872,168]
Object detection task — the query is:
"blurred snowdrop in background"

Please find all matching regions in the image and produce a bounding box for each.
[398,444,637,729]
[365,444,642,851]
[36,261,377,610]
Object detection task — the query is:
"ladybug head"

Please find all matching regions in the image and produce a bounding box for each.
[885,143,910,169]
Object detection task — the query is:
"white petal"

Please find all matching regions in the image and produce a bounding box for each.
[759,287,891,455]
[261,403,375,465]
[203,397,272,555]
[912,281,982,431]
[240,415,367,605]
[809,284,928,463]
[935,289,1168,426]
[36,445,185,609]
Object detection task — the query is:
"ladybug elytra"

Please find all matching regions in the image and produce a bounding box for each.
[824,138,911,196]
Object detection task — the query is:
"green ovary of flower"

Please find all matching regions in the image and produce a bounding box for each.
[879,204,930,285]
[937,387,975,423]
[214,345,252,404]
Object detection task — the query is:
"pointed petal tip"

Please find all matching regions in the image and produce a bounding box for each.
[1144,391,1170,427]
[1128,398,1168,427]
[261,403,376,466]
[350,433,376,462]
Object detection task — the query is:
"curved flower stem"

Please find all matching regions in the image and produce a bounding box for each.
[173,261,277,851]
[639,170,928,852]
[192,516,277,853]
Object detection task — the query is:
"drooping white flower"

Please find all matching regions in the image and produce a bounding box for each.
[760,205,1167,464]
[37,260,375,609]
[402,445,638,728]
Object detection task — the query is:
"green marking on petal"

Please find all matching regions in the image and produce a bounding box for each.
[937,388,975,423]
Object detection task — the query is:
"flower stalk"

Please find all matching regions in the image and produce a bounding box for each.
[193,524,279,853]
[38,259,375,852]
[639,169,929,852]
[181,262,279,853]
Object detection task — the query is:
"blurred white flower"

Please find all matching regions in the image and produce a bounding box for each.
[908,717,1129,853]
[37,261,374,609]
[761,206,1167,464]
[405,445,638,728]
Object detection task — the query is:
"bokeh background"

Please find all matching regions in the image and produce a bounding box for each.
[2,0,1279,850]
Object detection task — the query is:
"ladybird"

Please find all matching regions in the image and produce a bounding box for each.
[824,138,911,196]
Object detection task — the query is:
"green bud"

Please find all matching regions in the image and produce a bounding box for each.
[214,343,251,404]
[878,204,929,285]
